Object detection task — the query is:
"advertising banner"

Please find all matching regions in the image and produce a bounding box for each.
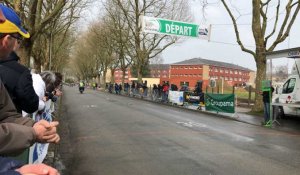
[205,93,235,113]
[168,91,184,105]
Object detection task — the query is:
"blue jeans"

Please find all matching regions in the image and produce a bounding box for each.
[263,102,270,122]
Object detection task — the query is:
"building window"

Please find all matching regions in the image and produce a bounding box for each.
[230,70,233,74]
[225,69,229,73]
[234,70,238,74]
[220,69,224,73]
[180,82,189,86]
[214,68,218,72]
[234,78,237,81]
[225,77,228,80]
[230,77,233,80]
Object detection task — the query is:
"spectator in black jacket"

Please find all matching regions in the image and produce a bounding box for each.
[260,86,275,125]
[0,51,39,113]
[0,4,38,114]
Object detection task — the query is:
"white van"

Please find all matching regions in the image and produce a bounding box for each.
[277,74,300,116]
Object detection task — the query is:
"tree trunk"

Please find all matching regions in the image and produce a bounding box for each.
[252,51,267,112]
[110,69,115,83]
[102,69,107,85]
[122,68,126,88]
[23,41,33,68]
[137,65,142,83]
[34,57,42,73]
[97,74,101,87]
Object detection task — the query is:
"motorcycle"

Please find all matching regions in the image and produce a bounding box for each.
[79,87,84,94]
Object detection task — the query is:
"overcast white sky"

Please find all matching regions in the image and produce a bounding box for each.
[83,0,300,71]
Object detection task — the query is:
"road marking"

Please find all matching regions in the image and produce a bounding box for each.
[82,105,98,108]
[176,121,254,142]
[176,121,207,128]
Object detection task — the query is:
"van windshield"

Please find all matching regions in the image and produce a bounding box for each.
[282,78,296,94]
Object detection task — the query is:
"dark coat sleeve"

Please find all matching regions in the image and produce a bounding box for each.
[16,70,39,113]
[0,157,22,175]
[0,80,34,126]
[0,81,36,155]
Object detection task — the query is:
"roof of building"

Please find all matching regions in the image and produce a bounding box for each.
[149,64,170,70]
[172,58,253,71]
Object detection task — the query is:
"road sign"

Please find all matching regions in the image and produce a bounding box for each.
[141,16,210,40]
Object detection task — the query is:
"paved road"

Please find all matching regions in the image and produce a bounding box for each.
[58,86,300,175]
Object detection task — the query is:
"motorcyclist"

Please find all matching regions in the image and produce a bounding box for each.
[79,81,85,93]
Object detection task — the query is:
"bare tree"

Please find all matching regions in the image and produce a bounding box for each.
[3,0,90,70]
[102,1,132,86]
[110,0,193,82]
[200,0,300,111]
[89,20,119,85]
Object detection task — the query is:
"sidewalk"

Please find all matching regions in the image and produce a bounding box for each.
[231,107,300,133]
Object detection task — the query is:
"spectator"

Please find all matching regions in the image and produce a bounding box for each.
[0,5,59,156]
[131,81,136,95]
[260,86,275,125]
[0,156,59,175]
[0,79,60,156]
[22,73,46,117]
[115,83,119,94]
[0,5,38,114]
[143,81,148,97]
[119,83,122,94]
[108,82,113,93]
[124,82,129,95]
[162,83,169,102]
[157,84,162,98]
[152,84,158,100]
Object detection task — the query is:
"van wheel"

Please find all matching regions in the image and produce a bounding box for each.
[278,106,285,118]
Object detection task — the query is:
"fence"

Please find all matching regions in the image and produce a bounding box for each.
[105,84,255,108]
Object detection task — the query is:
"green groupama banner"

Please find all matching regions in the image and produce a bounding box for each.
[205,93,235,113]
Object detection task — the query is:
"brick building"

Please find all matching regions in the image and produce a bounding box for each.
[170,58,253,89]
[111,58,253,89]
[149,64,170,84]
[113,68,132,84]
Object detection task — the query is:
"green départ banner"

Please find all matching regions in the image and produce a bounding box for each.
[205,93,235,113]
